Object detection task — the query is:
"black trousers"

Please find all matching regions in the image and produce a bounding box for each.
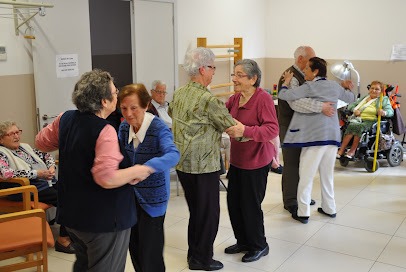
[129,201,165,272]
[177,170,220,264]
[281,146,301,207]
[227,164,269,251]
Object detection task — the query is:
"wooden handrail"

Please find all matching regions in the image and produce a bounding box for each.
[214,91,235,97]
[215,54,238,58]
[211,83,233,89]
[205,44,241,49]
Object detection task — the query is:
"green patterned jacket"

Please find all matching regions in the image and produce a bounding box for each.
[169,81,235,174]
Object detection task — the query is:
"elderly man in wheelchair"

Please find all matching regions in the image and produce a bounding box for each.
[336,80,403,171]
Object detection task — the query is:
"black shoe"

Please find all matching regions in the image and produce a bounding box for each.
[292,213,309,224]
[55,240,75,254]
[317,207,336,218]
[224,244,249,254]
[284,205,298,215]
[310,199,316,205]
[188,258,223,271]
[270,165,283,174]
[242,245,269,262]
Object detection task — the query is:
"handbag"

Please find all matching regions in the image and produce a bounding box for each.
[348,115,362,123]
[378,132,395,150]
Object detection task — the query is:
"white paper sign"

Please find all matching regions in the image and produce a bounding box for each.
[56,54,79,78]
[390,45,406,61]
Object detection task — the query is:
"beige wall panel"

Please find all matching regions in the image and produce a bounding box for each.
[0,74,37,146]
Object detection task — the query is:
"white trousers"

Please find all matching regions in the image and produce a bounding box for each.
[298,145,337,217]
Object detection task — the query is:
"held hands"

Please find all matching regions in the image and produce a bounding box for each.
[128,165,154,185]
[282,71,294,86]
[353,109,361,116]
[37,169,55,180]
[322,102,335,117]
[225,119,245,138]
[48,166,56,176]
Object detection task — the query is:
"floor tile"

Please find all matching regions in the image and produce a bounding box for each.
[350,190,406,215]
[378,236,406,268]
[305,223,391,260]
[395,218,406,238]
[370,262,406,272]
[275,246,374,272]
[332,205,406,235]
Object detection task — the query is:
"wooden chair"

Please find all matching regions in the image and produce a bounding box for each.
[0,185,55,272]
[0,178,52,213]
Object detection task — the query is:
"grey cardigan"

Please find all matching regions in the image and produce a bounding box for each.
[279,78,356,147]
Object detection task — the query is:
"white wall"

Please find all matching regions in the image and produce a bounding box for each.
[2,0,406,75]
[0,6,34,76]
[266,0,406,60]
[177,0,267,62]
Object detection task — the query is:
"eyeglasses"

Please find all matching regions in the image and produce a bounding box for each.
[207,65,216,71]
[3,130,22,137]
[112,88,119,96]
[231,73,249,79]
[153,90,167,95]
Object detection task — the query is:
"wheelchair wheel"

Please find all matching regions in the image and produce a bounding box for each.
[339,156,349,167]
[387,142,403,167]
[365,159,379,172]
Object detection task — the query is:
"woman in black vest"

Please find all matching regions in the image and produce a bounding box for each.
[36,69,154,272]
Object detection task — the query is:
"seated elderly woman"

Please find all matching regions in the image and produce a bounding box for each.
[337,81,394,159]
[0,120,74,253]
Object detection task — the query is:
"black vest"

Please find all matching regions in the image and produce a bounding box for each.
[277,66,306,141]
[57,110,136,232]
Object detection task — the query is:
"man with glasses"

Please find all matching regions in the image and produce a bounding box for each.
[148,80,172,128]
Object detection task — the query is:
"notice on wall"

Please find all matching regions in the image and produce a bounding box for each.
[56,54,79,78]
[390,45,406,61]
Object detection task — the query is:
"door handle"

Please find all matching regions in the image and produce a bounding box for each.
[42,114,59,121]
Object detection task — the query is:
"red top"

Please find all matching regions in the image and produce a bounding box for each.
[226,88,279,170]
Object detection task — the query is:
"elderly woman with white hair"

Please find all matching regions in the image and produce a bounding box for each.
[169,47,239,271]
[0,120,74,253]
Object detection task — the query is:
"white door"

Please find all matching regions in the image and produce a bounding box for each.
[132,0,177,101]
[32,0,92,129]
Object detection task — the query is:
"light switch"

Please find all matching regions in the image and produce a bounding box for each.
[0,46,7,61]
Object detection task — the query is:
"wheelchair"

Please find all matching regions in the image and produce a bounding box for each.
[338,85,404,172]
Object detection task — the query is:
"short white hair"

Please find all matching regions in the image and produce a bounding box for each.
[151,80,166,90]
[183,47,215,77]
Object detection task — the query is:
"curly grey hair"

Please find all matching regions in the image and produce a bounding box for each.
[183,47,215,77]
[234,59,262,88]
[72,69,114,113]
[0,121,17,138]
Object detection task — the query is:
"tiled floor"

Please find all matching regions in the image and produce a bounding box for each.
[3,158,406,272]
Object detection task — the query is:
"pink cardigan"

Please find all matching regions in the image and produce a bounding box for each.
[35,113,123,185]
